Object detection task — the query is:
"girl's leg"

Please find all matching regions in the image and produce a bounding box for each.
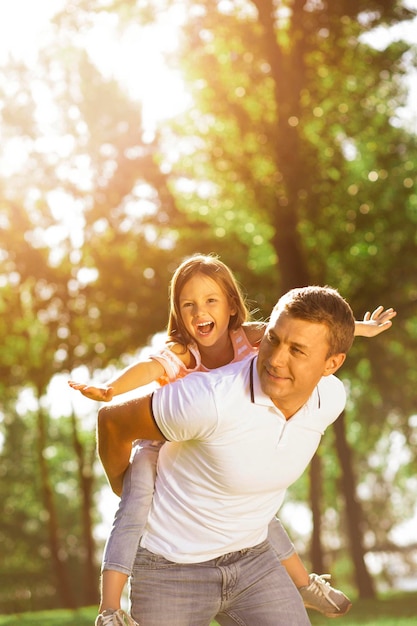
[100,571,128,612]
[280,553,309,588]
[268,517,352,617]
[99,440,163,612]
[267,516,309,587]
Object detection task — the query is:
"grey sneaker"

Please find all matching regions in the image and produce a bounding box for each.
[299,573,352,618]
[95,608,139,626]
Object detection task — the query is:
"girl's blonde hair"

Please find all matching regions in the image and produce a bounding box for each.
[167,254,250,346]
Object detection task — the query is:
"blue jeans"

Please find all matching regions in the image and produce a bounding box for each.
[101,440,163,575]
[130,540,311,625]
[268,516,295,560]
[102,441,295,576]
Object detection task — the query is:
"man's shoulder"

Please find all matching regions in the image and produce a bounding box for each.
[152,355,254,440]
[316,375,346,413]
[318,374,344,392]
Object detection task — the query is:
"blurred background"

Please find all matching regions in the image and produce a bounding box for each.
[0,0,416,614]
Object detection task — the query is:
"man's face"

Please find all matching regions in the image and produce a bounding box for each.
[257,310,345,418]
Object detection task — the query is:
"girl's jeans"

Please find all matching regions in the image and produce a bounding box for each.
[101,440,162,575]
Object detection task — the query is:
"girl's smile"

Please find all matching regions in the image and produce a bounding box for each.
[195,320,215,336]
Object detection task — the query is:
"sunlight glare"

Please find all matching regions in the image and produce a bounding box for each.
[85,17,192,133]
[0,1,192,134]
[0,0,63,64]
[46,190,86,249]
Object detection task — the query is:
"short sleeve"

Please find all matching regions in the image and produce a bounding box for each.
[315,375,346,431]
[149,344,202,385]
[151,373,219,442]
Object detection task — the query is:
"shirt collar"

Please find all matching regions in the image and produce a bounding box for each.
[250,356,277,409]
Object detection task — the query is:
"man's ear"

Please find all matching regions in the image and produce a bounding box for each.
[323,353,346,376]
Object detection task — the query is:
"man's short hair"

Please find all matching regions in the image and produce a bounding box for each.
[272,286,355,356]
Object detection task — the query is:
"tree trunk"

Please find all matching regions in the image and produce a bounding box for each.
[37,404,76,608]
[333,412,376,598]
[70,410,100,605]
[309,453,325,573]
[253,0,311,293]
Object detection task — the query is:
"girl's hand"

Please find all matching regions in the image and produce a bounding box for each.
[355,306,397,337]
[67,380,114,402]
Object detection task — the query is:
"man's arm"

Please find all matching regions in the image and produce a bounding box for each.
[97,394,166,495]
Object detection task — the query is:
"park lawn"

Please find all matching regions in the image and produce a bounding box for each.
[0,608,216,626]
[308,591,417,625]
[0,592,415,625]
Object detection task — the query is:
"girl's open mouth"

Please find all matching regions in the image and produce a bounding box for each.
[196,321,214,336]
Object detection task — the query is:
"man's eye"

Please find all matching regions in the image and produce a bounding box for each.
[291,347,304,355]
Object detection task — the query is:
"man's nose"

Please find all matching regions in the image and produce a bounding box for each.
[269,344,288,367]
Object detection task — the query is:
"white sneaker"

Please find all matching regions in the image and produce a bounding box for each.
[299,573,352,617]
[95,608,139,626]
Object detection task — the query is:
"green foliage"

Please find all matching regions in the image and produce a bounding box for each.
[0,401,103,613]
[0,404,103,612]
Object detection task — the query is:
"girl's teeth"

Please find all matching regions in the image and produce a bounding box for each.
[197,322,213,334]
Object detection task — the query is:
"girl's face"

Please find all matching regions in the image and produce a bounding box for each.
[178,273,236,346]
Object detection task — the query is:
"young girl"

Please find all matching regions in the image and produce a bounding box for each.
[69,254,396,626]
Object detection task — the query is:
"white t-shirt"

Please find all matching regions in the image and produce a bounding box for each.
[141,356,346,563]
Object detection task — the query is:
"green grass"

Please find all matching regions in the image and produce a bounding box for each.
[0,607,95,626]
[309,592,417,625]
[0,608,217,626]
[0,593,415,625]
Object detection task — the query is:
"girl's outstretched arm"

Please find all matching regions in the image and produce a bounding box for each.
[354,306,396,337]
[68,358,166,402]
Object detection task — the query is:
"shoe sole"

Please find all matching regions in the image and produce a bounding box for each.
[305,601,352,618]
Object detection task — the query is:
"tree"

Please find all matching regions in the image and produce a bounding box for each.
[0,205,103,610]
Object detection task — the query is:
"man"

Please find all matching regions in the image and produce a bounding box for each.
[98,285,355,626]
